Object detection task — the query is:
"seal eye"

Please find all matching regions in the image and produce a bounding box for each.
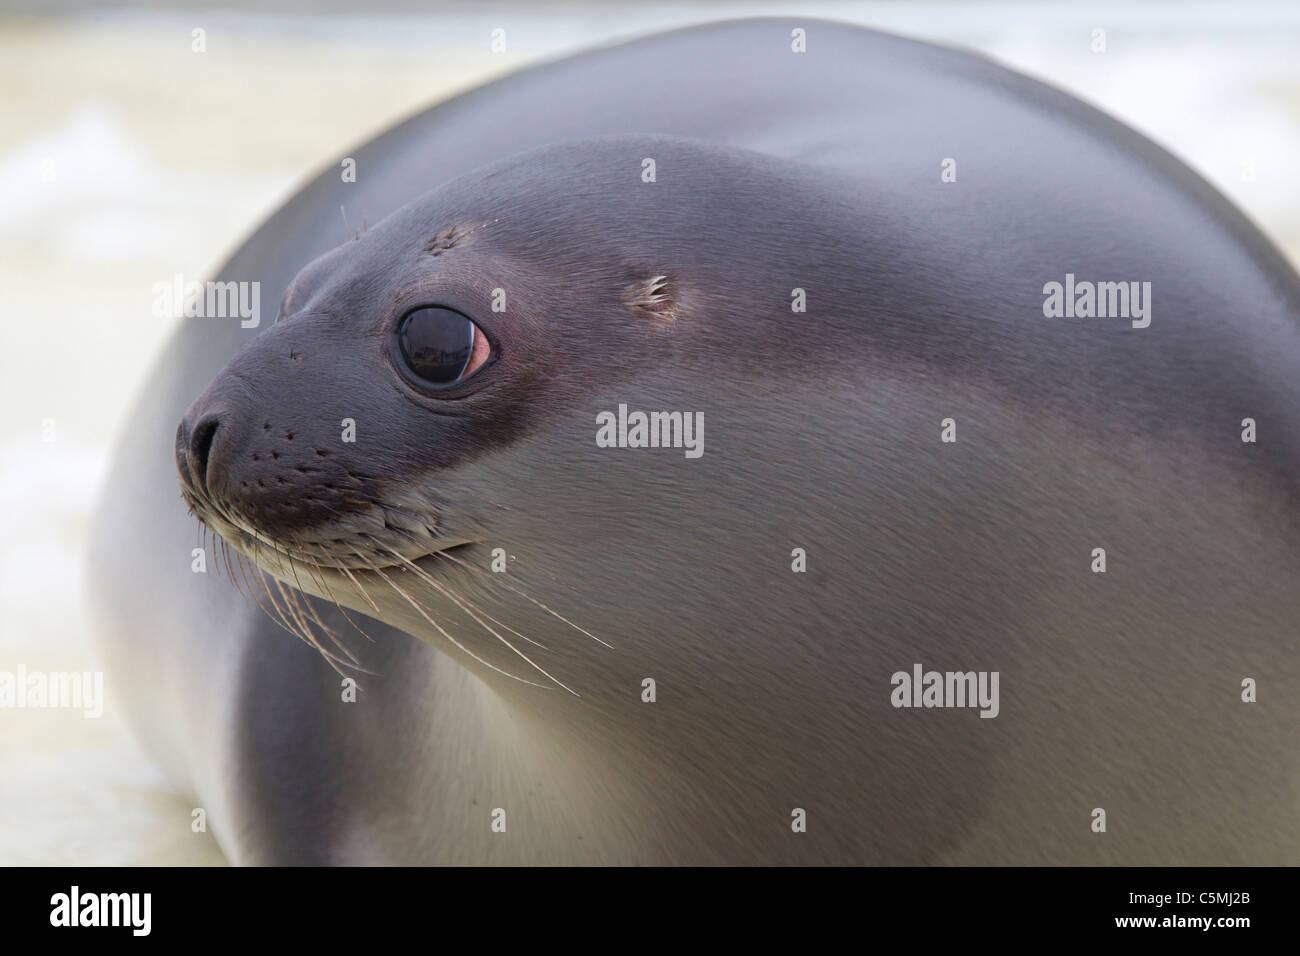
[398,307,489,385]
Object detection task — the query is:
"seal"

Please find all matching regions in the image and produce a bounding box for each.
[90,18,1300,864]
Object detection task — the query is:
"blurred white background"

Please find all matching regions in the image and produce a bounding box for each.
[1,0,1297,864]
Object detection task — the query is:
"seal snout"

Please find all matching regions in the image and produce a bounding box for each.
[175,368,411,572]
[177,399,360,538]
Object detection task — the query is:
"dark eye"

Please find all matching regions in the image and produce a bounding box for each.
[398,307,490,385]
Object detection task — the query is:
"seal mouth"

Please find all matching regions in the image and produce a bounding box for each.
[181,473,470,578]
[170,413,603,689]
[180,467,481,672]
[176,421,601,696]
[176,416,469,576]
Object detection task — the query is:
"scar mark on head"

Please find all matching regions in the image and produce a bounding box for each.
[624,274,679,322]
[425,226,466,256]
[424,219,500,258]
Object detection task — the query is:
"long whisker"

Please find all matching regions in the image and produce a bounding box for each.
[373,540,577,697]
[350,548,550,690]
[280,542,362,667]
[435,550,612,649]
[221,537,251,602]
[296,550,385,652]
[253,540,331,656]
[269,575,360,676]
[196,519,317,651]
[193,477,600,683]
[338,563,384,617]
[232,547,263,606]
[449,601,547,650]
[351,524,549,650]
[202,518,380,675]
[277,570,356,667]
[261,569,314,648]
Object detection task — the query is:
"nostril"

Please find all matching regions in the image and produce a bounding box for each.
[189,413,221,488]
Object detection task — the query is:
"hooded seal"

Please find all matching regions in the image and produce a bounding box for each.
[90,18,1300,864]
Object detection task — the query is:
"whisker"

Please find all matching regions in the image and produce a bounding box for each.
[338,564,384,618]
[373,541,577,696]
[297,552,385,652]
[451,602,547,650]
[350,548,550,691]
[345,523,548,650]
[222,538,239,588]
[194,482,596,684]
[269,575,359,676]
[192,519,303,646]
[280,542,361,667]
[435,550,612,649]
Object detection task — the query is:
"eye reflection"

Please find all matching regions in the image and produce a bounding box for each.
[398,306,485,385]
